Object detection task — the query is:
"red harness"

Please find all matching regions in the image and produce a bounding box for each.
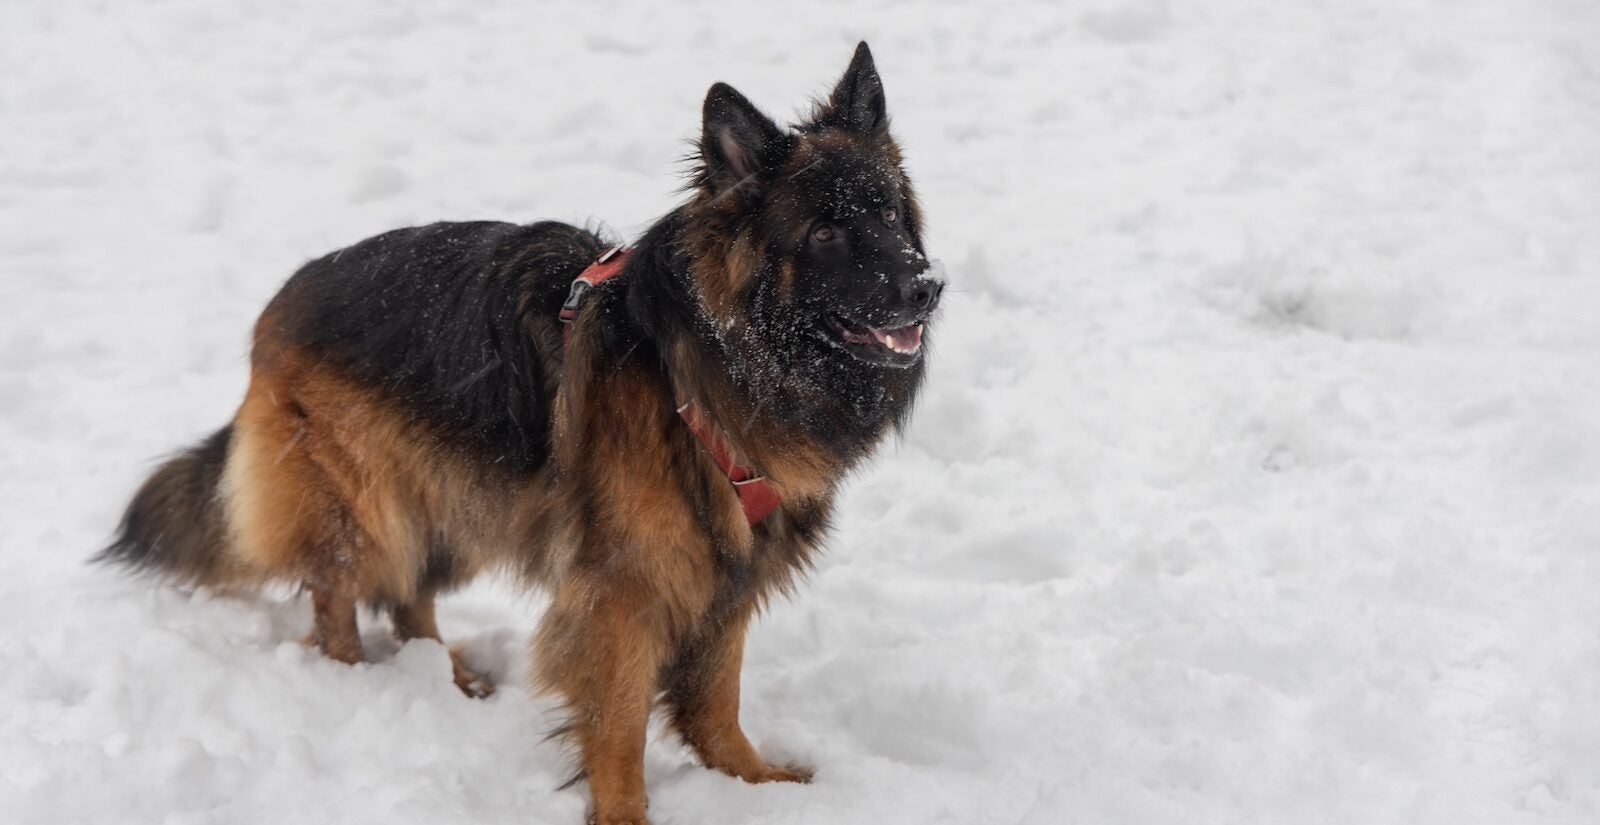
[560,247,782,526]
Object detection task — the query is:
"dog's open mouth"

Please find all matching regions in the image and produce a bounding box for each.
[825,313,924,363]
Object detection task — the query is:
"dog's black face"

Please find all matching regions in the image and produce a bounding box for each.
[788,147,941,369]
[692,42,942,374]
[677,42,935,447]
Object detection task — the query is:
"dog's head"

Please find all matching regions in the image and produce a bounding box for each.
[684,42,941,372]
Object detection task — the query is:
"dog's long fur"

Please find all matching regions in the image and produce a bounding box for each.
[98,42,940,824]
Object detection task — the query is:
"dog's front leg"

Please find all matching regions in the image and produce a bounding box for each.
[537,571,677,825]
[661,602,813,784]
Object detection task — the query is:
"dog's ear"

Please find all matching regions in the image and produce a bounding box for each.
[817,41,887,135]
[701,82,786,191]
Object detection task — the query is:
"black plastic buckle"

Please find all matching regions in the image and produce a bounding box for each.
[561,279,592,318]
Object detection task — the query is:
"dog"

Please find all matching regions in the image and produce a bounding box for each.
[98,41,941,823]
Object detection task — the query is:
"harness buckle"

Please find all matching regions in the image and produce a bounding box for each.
[560,279,591,321]
[560,246,628,326]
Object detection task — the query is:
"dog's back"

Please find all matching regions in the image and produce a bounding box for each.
[259,220,601,470]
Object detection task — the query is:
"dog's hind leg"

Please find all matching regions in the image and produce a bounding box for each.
[662,607,812,784]
[227,372,375,666]
[308,583,364,664]
[392,591,495,698]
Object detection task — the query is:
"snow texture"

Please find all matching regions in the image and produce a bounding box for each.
[3,1,1600,823]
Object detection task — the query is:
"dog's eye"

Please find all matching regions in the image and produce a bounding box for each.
[811,223,837,243]
[882,206,899,225]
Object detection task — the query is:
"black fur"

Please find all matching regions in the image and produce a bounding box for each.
[617,213,927,460]
[813,42,889,135]
[94,425,234,582]
[700,83,791,189]
[264,220,603,472]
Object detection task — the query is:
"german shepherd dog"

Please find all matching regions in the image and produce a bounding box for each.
[99,42,940,823]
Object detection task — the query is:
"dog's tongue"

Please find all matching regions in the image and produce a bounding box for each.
[870,323,923,354]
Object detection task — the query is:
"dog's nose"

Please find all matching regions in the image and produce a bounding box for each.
[901,278,943,311]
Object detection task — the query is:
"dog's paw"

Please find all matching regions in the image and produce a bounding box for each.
[741,763,814,784]
[448,646,495,699]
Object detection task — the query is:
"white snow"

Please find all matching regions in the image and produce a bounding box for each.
[4,1,1599,823]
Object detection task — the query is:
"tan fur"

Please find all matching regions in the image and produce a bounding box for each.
[217,338,575,688]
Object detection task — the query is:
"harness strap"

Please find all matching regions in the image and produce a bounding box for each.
[676,399,783,526]
[559,245,629,341]
[561,246,782,526]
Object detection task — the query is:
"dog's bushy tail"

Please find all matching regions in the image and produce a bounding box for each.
[94,424,235,586]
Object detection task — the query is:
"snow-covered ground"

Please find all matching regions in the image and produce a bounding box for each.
[3,1,1599,822]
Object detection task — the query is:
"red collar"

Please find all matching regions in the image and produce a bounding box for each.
[675,398,783,525]
[562,247,781,526]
